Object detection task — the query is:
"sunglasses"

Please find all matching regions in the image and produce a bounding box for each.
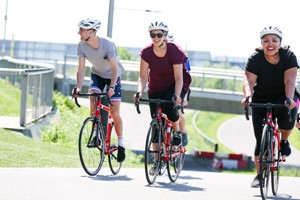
[150,33,164,38]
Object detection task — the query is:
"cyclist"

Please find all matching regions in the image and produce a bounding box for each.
[134,21,187,144]
[241,26,299,187]
[74,18,126,163]
[167,33,192,147]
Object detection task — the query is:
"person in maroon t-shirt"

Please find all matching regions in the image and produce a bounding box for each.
[134,21,186,148]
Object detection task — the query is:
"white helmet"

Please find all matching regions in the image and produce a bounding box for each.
[259,26,282,39]
[148,21,169,33]
[78,18,101,31]
[167,34,174,42]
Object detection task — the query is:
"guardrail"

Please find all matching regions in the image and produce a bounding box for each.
[50,59,246,95]
[0,56,55,126]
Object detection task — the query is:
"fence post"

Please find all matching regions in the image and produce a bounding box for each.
[20,72,28,127]
[62,55,67,95]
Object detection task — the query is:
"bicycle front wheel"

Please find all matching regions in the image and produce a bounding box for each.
[108,122,122,175]
[259,125,272,200]
[79,117,105,176]
[167,131,184,182]
[271,136,280,195]
[144,120,162,185]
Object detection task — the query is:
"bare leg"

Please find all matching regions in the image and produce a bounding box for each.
[178,110,186,133]
[280,129,292,140]
[110,101,123,137]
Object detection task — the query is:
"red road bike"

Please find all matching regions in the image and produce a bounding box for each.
[73,86,121,176]
[245,101,290,200]
[135,93,185,184]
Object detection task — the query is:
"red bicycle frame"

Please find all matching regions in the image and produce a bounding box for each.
[93,97,117,155]
[161,112,186,161]
[262,108,286,171]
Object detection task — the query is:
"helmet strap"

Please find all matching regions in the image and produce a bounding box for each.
[159,41,164,48]
[85,30,90,41]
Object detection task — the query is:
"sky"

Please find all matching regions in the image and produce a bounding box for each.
[0,0,300,58]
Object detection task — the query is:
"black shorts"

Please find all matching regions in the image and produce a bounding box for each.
[148,88,186,122]
[89,73,122,102]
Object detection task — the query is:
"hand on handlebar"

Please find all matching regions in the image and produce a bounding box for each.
[134,92,141,104]
[72,86,80,98]
[284,97,296,110]
[243,96,251,121]
[134,92,141,114]
[241,96,252,109]
[172,94,182,110]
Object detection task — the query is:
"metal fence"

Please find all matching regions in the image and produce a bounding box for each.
[0,56,55,126]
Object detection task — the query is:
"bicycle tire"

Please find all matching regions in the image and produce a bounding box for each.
[144,120,162,185]
[167,130,184,182]
[271,135,280,195]
[108,121,122,175]
[78,117,105,176]
[159,160,167,176]
[259,124,272,200]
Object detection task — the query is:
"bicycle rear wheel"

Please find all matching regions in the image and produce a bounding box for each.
[108,122,122,175]
[79,117,105,176]
[259,125,272,200]
[167,131,184,182]
[144,120,162,185]
[271,136,280,195]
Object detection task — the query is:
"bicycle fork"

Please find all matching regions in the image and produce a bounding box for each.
[270,129,285,171]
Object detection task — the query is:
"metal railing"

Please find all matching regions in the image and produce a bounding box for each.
[50,59,245,95]
[0,56,55,126]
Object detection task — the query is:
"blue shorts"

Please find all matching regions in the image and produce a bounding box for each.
[89,73,122,102]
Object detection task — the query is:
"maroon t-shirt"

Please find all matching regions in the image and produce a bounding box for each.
[140,42,186,94]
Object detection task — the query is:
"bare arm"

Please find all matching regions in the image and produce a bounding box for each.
[136,58,149,94]
[284,67,297,99]
[76,57,86,91]
[108,57,119,88]
[243,71,257,96]
[284,67,297,109]
[241,70,257,108]
[173,63,183,103]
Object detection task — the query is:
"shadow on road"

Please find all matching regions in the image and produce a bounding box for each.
[147,180,206,192]
[83,174,133,182]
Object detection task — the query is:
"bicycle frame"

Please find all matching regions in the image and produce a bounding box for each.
[262,107,285,170]
[161,113,185,161]
[75,94,116,154]
[135,94,185,184]
[73,88,121,175]
[245,102,289,199]
[105,115,118,155]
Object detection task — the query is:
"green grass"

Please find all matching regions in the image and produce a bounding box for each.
[0,78,21,116]
[0,128,80,167]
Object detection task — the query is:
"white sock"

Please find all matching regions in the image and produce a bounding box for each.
[118,136,124,147]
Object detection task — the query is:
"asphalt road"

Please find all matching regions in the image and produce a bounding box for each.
[1,168,300,200]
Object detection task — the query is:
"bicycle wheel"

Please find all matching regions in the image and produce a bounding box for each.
[79,117,105,176]
[144,120,162,185]
[259,125,272,200]
[159,160,167,176]
[271,135,280,195]
[108,122,122,175]
[167,131,184,182]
